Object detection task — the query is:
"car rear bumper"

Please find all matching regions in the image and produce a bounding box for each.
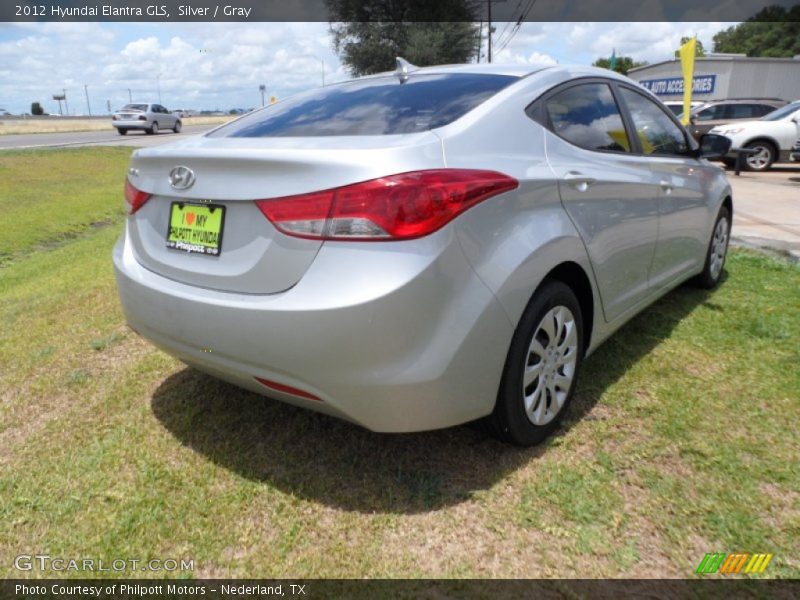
[113,120,150,129]
[113,224,514,432]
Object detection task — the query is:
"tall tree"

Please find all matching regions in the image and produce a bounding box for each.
[592,56,648,76]
[674,37,706,58]
[713,5,800,57]
[327,0,480,76]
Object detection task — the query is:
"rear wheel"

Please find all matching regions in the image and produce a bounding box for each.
[744,141,776,171]
[147,121,159,135]
[691,205,731,289]
[117,128,127,136]
[173,120,182,133]
[485,280,584,446]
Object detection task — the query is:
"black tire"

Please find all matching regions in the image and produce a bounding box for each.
[485,280,584,446]
[743,140,776,171]
[117,128,127,136]
[721,158,735,169]
[691,205,731,290]
[147,121,159,135]
[173,120,182,133]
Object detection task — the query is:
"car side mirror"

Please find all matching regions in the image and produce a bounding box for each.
[697,133,732,160]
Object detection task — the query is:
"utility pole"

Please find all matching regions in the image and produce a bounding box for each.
[127,88,132,102]
[487,0,492,63]
[84,84,91,116]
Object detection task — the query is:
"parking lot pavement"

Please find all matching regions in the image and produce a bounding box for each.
[726,164,800,260]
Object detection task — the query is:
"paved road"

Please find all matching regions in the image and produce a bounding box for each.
[0,124,214,150]
[728,165,800,260]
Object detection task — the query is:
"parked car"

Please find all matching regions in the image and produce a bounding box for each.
[791,115,800,162]
[114,63,733,446]
[663,100,702,116]
[710,101,800,171]
[685,98,787,140]
[0,108,11,116]
[111,103,181,135]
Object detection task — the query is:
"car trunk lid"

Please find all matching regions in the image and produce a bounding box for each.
[126,133,445,294]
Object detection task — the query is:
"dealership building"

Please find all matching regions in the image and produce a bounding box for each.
[627,54,800,103]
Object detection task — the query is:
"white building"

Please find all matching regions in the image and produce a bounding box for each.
[627,54,800,103]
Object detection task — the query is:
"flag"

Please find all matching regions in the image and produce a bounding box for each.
[679,38,697,125]
[609,49,617,72]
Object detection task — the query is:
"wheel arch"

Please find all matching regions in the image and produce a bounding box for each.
[539,262,595,354]
[742,136,780,153]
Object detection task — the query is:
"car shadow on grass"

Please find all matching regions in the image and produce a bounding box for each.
[151,281,717,514]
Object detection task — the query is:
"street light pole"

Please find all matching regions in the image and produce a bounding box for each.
[156,74,162,104]
[320,58,325,87]
[259,84,266,107]
[128,88,132,102]
[84,84,92,116]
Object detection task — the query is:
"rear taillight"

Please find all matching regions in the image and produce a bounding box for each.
[138,115,147,121]
[124,178,152,215]
[112,115,118,121]
[255,169,518,241]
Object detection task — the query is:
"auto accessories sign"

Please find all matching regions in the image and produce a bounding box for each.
[639,74,716,96]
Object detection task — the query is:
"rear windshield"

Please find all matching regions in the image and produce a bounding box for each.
[122,104,148,111]
[208,73,518,137]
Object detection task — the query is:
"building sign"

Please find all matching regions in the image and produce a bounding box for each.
[638,74,716,96]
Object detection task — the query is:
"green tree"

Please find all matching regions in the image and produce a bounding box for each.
[31,102,44,116]
[674,37,706,58]
[712,5,800,57]
[592,56,648,75]
[327,0,480,76]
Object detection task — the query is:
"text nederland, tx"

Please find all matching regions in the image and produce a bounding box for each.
[16,584,307,596]
[45,5,253,18]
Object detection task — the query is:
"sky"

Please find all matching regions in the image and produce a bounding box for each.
[0,21,735,115]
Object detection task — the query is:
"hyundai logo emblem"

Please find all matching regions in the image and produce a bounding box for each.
[169,166,195,190]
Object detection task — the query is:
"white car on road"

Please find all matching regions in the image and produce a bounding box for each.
[710,101,800,171]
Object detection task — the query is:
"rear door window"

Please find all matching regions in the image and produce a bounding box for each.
[618,87,689,156]
[209,73,518,137]
[542,83,631,152]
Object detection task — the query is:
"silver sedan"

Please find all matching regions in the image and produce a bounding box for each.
[114,62,732,445]
[112,103,182,135]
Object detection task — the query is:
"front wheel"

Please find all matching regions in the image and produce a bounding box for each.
[485,280,584,446]
[691,206,731,289]
[744,141,776,171]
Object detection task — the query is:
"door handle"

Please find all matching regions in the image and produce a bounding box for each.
[563,172,596,191]
[660,179,674,194]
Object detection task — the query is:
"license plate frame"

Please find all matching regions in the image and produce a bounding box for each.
[166,202,226,256]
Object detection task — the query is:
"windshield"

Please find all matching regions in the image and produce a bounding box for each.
[209,73,518,137]
[121,104,148,112]
[761,102,800,121]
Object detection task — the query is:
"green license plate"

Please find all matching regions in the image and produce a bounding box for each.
[166,202,226,256]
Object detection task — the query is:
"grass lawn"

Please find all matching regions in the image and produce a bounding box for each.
[1,148,798,579]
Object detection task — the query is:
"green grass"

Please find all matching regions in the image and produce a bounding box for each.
[0,147,132,265]
[1,148,799,579]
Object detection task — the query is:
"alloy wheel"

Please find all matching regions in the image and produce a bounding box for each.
[709,216,729,280]
[522,305,578,426]
[746,146,771,170]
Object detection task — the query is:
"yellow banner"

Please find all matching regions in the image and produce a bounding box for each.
[679,38,697,125]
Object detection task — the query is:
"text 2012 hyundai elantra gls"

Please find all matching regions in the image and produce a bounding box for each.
[114,62,733,445]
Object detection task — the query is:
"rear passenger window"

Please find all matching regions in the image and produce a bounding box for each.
[726,104,759,119]
[695,105,725,121]
[544,83,630,152]
[619,88,689,156]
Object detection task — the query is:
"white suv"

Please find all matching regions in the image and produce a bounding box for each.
[710,101,800,171]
